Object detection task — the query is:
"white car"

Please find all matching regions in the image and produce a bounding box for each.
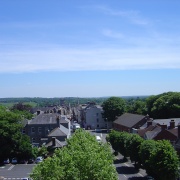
[72,124,80,132]
[96,136,102,142]
[35,156,43,164]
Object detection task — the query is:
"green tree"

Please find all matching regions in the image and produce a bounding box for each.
[127,100,146,115]
[148,140,179,180]
[31,129,118,180]
[139,140,158,172]
[146,92,180,118]
[38,145,48,158]
[108,130,129,159]
[102,97,126,130]
[125,134,144,166]
[0,106,34,162]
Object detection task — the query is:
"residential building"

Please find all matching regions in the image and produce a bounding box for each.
[113,113,150,132]
[25,112,70,147]
[80,102,110,129]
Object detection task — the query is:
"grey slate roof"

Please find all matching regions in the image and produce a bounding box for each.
[60,115,69,123]
[28,113,60,125]
[145,126,162,139]
[113,113,146,128]
[153,118,180,126]
[48,127,67,136]
[45,139,66,148]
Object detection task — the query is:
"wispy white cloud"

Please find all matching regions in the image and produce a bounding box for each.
[93,6,150,26]
[0,43,180,73]
[102,29,124,39]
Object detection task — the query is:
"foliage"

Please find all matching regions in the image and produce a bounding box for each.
[31,129,118,180]
[38,145,48,158]
[0,106,34,162]
[125,133,144,165]
[126,100,146,115]
[148,140,179,180]
[139,140,158,170]
[11,102,33,119]
[102,97,126,122]
[108,130,129,158]
[146,92,180,118]
[108,130,179,179]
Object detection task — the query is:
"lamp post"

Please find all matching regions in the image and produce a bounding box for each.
[105,118,109,133]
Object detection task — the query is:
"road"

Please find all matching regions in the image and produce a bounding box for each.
[114,155,148,180]
[0,164,35,179]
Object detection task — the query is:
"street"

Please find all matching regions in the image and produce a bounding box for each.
[0,164,35,179]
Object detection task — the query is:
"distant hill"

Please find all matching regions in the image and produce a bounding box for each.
[0,96,150,108]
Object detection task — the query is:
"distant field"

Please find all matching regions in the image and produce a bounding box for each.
[0,101,37,108]
[0,102,15,108]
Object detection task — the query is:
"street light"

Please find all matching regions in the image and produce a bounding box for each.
[105,118,109,133]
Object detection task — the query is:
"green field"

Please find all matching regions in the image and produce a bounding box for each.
[0,101,37,108]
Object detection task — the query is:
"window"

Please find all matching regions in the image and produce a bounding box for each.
[96,113,99,117]
[22,128,25,134]
[45,127,49,135]
[32,138,35,143]
[97,118,99,122]
[31,127,35,133]
[97,124,99,128]
[38,127,42,134]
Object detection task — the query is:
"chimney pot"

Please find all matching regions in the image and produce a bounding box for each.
[52,137,56,146]
[170,119,175,129]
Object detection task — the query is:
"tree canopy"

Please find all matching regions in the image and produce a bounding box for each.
[108,130,180,180]
[31,129,118,180]
[102,97,126,122]
[146,92,180,118]
[0,106,34,162]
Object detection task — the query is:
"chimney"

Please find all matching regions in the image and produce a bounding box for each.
[56,116,60,127]
[52,137,56,146]
[170,119,175,129]
[37,110,40,115]
[161,124,167,131]
[147,119,153,127]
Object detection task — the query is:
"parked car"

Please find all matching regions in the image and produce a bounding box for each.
[35,156,43,164]
[11,157,18,164]
[96,135,102,142]
[28,158,34,164]
[20,159,27,164]
[3,158,10,164]
[72,123,80,132]
[95,128,102,133]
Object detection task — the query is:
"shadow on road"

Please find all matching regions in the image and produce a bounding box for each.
[116,166,139,174]
[114,158,128,164]
[128,177,146,180]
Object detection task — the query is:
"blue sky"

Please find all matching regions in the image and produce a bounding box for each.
[0,0,180,98]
